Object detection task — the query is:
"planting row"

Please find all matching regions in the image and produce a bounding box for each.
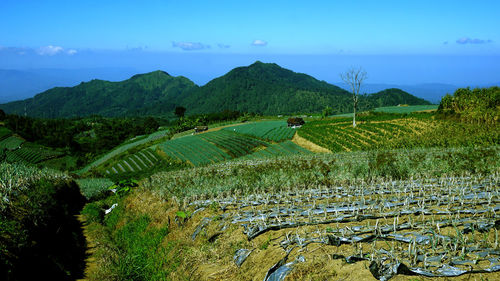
[104,149,161,175]
[223,121,295,142]
[186,174,500,280]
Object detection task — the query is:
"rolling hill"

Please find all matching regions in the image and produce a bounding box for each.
[0,70,198,118]
[0,62,431,118]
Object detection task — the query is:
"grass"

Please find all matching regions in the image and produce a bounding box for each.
[299,113,433,152]
[82,144,500,281]
[78,129,170,174]
[222,120,296,142]
[76,178,114,200]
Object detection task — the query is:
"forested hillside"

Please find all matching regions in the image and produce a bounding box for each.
[0,71,198,118]
[0,62,431,118]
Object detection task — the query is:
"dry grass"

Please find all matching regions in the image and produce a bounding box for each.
[293,133,331,153]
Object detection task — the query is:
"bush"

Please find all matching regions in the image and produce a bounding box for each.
[0,177,86,281]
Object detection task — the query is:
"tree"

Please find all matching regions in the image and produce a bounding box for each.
[0,109,5,121]
[174,106,186,118]
[340,67,367,127]
[322,106,332,119]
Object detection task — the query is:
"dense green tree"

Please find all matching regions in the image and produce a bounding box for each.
[174,106,186,118]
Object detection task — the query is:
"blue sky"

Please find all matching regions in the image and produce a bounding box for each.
[1,0,499,86]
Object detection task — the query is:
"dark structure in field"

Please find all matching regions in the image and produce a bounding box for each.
[194,126,208,133]
[287,117,305,128]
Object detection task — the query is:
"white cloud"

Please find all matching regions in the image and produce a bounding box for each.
[217,43,230,49]
[37,45,64,56]
[456,37,493,44]
[251,39,267,46]
[67,49,77,55]
[172,41,210,51]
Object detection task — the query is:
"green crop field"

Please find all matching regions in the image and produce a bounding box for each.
[158,132,235,166]
[0,135,25,150]
[374,104,438,114]
[79,129,170,174]
[158,130,311,166]
[299,114,433,152]
[0,126,12,141]
[104,149,162,175]
[239,140,311,160]
[223,121,296,142]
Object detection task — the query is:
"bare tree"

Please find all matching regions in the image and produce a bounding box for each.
[340,67,367,127]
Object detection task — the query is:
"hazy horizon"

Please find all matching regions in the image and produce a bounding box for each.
[1,0,499,101]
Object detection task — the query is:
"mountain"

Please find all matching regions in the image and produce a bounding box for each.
[0,71,198,118]
[181,61,430,115]
[363,88,431,108]
[181,61,353,115]
[0,68,140,103]
[0,62,431,118]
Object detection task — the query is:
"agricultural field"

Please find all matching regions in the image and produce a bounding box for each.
[79,129,170,174]
[103,149,162,175]
[299,114,434,152]
[0,135,25,150]
[239,140,312,160]
[80,146,499,281]
[0,126,12,141]
[223,121,296,142]
[3,143,63,164]
[374,104,439,114]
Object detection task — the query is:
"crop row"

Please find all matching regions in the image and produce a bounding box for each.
[105,149,161,175]
[240,141,311,160]
[299,118,428,152]
[80,129,169,173]
[223,121,295,142]
[186,174,500,280]
[0,126,12,141]
[0,136,25,150]
[159,135,232,166]
[197,130,268,157]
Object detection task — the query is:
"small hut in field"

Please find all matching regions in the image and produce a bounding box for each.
[194,126,208,133]
[287,117,305,128]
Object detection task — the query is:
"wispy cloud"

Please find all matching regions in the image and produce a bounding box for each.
[217,43,230,49]
[456,37,493,44]
[251,39,267,46]
[37,45,77,56]
[172,41,210,51]
[37,45,64,56]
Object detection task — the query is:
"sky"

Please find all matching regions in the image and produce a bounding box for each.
[1,0,499,88]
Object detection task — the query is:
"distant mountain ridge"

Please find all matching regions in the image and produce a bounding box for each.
[0,61,431,118]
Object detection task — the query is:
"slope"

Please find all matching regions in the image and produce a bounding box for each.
[0,70,198,118]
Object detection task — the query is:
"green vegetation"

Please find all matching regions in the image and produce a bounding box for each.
[299,111,499,152]
[76,178,114,200]
[0,70,198,118]
[438,86,499,123]
[79,129,170,174]
[239,140,311,160]
[1,62,431,118]
[0,135,24,150]
[0,163,86,281]
[373,104,438,113]
[145,146,499,199]
[222,120,296,141]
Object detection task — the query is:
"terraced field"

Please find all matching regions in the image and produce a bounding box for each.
[4,143,64,164]
[104,149,162,175]
[158,130,310,166]
[223,121,296,142]
[0,126,12,140]
[240,140,312,160]
[0,135,25,150]
[79,129,170,174]
[299,115,434,152]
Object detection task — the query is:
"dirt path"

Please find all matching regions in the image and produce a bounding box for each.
[292,133,331,153]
